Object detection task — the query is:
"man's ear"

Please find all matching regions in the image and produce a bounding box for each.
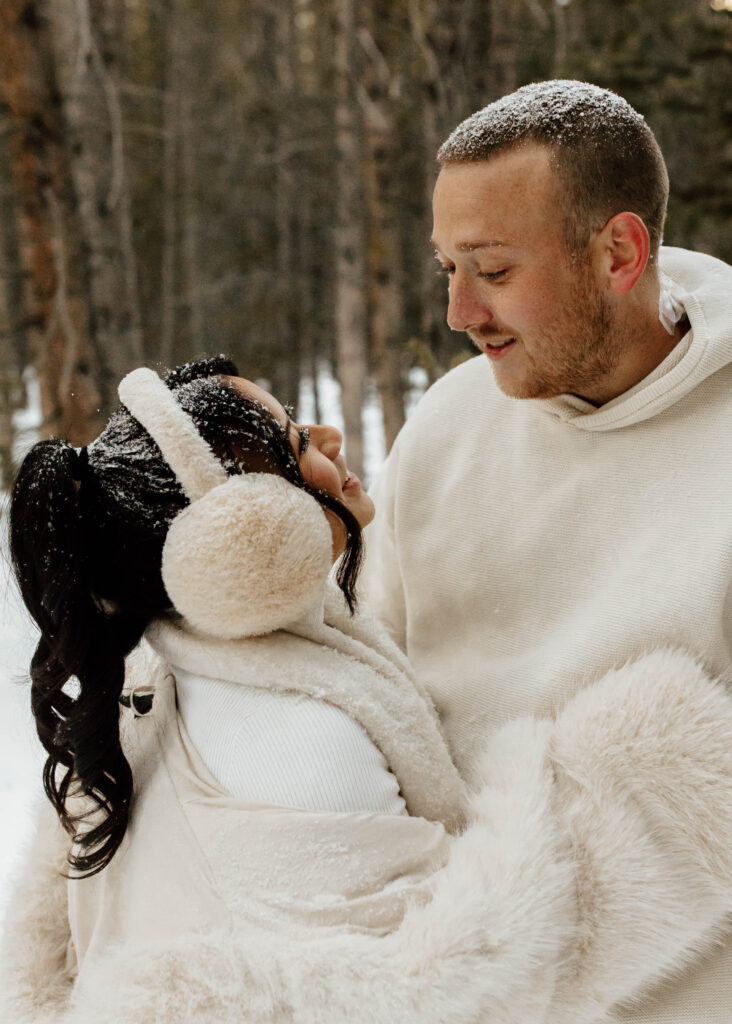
[594,212,650,295]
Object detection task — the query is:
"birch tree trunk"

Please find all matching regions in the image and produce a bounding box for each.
[0,0,103,444]
[333,0,367,478]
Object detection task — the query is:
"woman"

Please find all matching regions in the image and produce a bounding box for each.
[4,356,732,1024]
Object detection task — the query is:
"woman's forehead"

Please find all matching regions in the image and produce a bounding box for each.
[227,376,287,426]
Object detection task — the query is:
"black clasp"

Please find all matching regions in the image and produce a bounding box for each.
[119,687,155,717]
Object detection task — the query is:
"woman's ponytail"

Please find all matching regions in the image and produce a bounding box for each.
[10,439,146,876]
[8,354,367,877]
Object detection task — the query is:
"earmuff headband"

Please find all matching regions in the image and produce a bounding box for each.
[118,368,228,501]
[119,366,333,639]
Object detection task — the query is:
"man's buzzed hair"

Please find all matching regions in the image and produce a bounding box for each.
[438,80,669,262]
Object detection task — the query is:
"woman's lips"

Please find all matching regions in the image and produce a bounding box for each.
[342,472,361,492]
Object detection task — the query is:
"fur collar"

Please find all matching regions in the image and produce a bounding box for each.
[144,581,467,831]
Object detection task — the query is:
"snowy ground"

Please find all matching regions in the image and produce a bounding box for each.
[0,362,427,937]
[1,367,45,933]
[0,533,43,930]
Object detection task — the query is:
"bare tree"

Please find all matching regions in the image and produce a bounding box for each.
[0,0,103,445]
[159,0,183,368]
[333,0,368,478]
[0,131,26,484]
[359,20,406,452]
[407,0,469,372]
[48,0,144,396]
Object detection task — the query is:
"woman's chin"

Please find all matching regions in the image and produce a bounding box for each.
[353,493,376,529]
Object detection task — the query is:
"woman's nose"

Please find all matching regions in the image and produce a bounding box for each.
[447,272,492,333]
[311,424,343,459]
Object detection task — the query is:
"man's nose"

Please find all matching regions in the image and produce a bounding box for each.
[446,273,492,333]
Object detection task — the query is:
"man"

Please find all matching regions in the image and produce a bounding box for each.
[364,80,732,1022]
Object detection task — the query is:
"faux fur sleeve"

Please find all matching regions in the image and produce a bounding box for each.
[0,797,74,1024]
[52,718,576,1024]
[543,648,732,1021]
[13,649,732,1024]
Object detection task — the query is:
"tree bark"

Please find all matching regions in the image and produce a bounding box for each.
[333,0,367,478]
[0,126,28,484]
[359,21,406,452]
[0,0,103,444]
[490,0,520,97]
[48,0,144,396]
[408,0,458,366]
[159,0,182,368]
[273,0,302,413]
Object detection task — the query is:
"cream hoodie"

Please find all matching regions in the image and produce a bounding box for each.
[364,245,732,1023]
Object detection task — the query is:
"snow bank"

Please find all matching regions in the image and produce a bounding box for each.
[0,505,43,933]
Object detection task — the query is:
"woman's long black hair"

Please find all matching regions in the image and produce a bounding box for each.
[9,356,363,877]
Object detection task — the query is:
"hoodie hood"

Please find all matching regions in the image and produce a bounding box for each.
[535,247,732,431]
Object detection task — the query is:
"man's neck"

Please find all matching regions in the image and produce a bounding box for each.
[609,318,685,402]
[578,284,687,407]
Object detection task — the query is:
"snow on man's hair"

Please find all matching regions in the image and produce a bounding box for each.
[438,80,669,259]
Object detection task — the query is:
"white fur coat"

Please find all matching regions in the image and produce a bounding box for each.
[3,606,732,1022]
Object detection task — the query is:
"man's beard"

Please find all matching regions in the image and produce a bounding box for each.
[510,268,626,403]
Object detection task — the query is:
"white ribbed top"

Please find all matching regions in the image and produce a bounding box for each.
[173,668,407,815]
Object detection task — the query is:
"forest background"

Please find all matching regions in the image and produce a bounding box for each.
[0,0,731,488]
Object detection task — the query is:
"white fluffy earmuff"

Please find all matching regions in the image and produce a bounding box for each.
[118,368,333,638]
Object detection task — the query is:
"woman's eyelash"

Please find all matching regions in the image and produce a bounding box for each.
[478,269,508,281]
[436,265,454,276]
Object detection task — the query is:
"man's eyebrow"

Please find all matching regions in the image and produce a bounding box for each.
[430,238,510,253]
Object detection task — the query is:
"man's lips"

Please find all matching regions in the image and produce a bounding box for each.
[468,329,517,351]
[483,338,516,359]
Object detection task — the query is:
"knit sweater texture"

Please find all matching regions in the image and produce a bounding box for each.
[363,245,732,1023]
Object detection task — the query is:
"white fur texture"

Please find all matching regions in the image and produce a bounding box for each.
[5,649,732,1024]
[546,648,732,1022]
[161,474,333,638]
[68,722,575,1024]
[118,367,227,500]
